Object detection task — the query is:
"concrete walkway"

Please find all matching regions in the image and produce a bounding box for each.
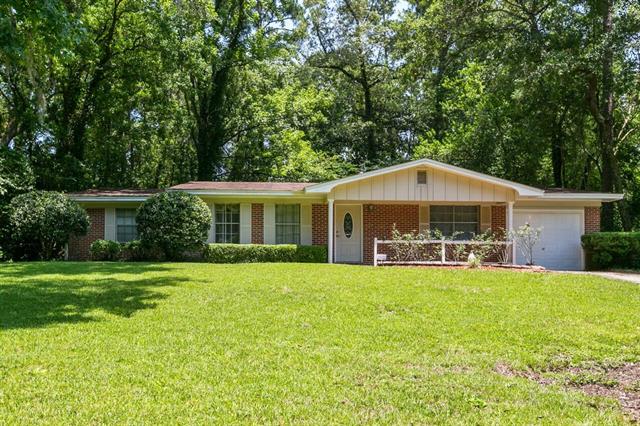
[584,271,640,285]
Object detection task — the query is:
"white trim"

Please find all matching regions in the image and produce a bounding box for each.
[305,158,544,197]
[513,208,585,271]
[69,196,149,202]
[174,190,318,198]
[507,202,515,264]
[328,198,334,263]
[539,192,623,201]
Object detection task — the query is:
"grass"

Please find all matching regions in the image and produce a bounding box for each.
[1,262,640,424]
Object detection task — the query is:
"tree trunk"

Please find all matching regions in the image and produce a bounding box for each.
[599,0,619,231]
[195,64,231,180]
[360,61,376,163]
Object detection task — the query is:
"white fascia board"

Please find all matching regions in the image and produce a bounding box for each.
[305,158,545,197]
[539,193,624,202]
[69,196,149,202]
[180,190,322,199]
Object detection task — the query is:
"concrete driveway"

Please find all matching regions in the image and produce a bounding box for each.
[582,271,640,285]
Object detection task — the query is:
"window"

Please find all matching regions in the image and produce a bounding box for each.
[116,209,137,243]
[215,204,240,243]
[343,212,353,238]
[429,205,479,239]
[276,204,300,244]
[417,170,427,185]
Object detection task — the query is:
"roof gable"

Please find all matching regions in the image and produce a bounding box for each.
[305,158,544,197]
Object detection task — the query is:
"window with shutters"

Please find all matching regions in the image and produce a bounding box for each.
[429,205,479,239]
[116,209,138,243]
[276,204,300,244]
[215,204,240,243]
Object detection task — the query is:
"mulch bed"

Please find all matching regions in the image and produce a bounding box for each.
[495,362,640,421]
[381,263,546,272]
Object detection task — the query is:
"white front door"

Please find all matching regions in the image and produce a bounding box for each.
[513,210,584,270]
[335,205,362,263]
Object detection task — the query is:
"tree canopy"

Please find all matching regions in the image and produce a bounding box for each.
[1,0,639,229]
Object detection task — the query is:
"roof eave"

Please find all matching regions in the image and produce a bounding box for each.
[69,196,150,202]
[540,193,624,202]
[174,189,321,198]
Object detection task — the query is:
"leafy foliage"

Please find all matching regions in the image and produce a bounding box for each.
[90,240,122,261]
[581,232,640,270]
[136,191,211,260]
[203,244,327,263]
[89,239,165,261]
[1,0,639,230]
[8,191,89,260]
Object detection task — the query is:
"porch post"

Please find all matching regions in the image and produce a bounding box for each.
[327,198,334,263]
[508,201,515,264]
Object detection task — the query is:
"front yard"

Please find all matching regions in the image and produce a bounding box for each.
[1,263,639,424]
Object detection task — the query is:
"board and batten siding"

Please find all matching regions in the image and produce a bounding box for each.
[330,166,516,202]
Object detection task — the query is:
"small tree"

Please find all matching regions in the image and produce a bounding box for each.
[511,223,542,265]
[136,191,211,260]
[9,191,89,260]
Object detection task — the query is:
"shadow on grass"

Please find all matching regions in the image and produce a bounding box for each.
[0,262,185,330]
[0,261,175,278]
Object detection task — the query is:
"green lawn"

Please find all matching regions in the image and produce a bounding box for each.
[1,263,639,424]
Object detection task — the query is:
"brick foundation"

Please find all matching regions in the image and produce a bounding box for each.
[312,204,328,246]
[251,203,264,244]
[584,206,600,234]
[68,208,105,260]
[363,204,420,265]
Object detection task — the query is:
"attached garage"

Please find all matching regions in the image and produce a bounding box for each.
[513,210,584,270]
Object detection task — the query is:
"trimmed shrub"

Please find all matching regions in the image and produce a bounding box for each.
[9,191,89,260]
[120,240,165,262]
[136,191,211,260]
[581,232,640,270]
[203,244,327,263]
[89,239,165,262]
[90,240,121,261]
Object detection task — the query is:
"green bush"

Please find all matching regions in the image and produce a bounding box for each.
[9,191,89,260]
[136,191,211,260]
[581,232,640,270]
[90,240,121,261]
[89,239,165,262]
[120,240,165,262]
[0,147,35,256]
[203,244,327,263]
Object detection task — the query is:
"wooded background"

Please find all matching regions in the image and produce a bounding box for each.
[1,0,639,230]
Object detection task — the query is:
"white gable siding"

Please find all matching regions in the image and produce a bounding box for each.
[329,166,516,202]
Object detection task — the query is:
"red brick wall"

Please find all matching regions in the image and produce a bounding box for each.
[251,203,264,244]
[491,205,507,239]
[363,204,419,265]
[68,208,105,260]
[312,204,328,246]
[584,206,601,234]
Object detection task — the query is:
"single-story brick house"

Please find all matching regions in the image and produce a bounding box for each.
[68,158,622,270]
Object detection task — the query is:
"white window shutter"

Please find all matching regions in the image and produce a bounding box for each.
[104,208,116,241]
[300,204,312,245]
[264,203,276,244]
[480,206,492,232]
[240,203,251,244]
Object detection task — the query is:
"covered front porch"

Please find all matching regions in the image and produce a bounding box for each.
[326,201,517,266]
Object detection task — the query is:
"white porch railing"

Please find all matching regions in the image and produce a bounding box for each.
[373,238,515,266]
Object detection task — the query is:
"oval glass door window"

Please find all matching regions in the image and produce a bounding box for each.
[343,212,353,238]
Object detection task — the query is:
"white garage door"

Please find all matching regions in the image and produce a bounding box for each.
[513,210,583,270]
